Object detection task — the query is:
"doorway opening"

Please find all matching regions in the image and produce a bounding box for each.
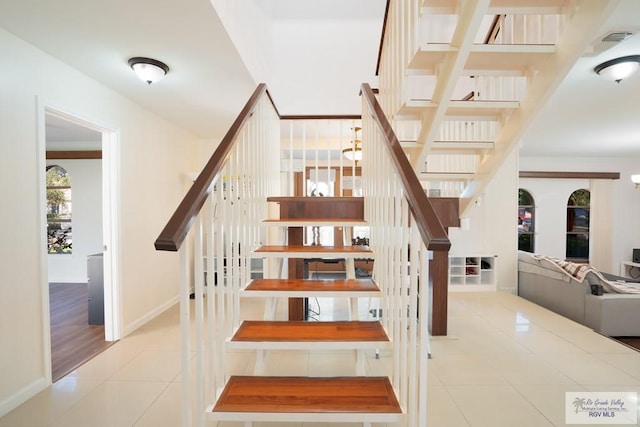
[39,104,121,383]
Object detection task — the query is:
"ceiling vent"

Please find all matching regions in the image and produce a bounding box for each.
[584,30,636,57]
[601,31,634,43]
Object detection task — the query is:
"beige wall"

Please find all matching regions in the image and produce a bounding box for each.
[0,27,200,414]
[486,149,519,293]
[519,155,640,274]
[448,149,519,293]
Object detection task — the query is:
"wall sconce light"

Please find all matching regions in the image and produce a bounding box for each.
[632,174,640,189]
[128,57,169,85]
[343,127,363,163]
[594,55,640,83]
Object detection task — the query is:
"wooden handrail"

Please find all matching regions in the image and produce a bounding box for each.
[375,0,391,76]
[280,115,362,120]
[484,14,505,44]
[155,83,271,251]
[360,83,450,252]
[520,171,620,180]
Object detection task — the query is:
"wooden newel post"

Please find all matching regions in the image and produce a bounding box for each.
[430,250,448,336]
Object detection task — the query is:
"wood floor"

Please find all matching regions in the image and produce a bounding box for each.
[614,337,640,353]
[49,283,115,382]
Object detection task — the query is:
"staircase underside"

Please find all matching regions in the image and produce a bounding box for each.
[395,0,619,215]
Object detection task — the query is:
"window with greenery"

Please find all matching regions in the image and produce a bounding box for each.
[518,189,535,252]
[46,165,72,254]
[566,189,590,260]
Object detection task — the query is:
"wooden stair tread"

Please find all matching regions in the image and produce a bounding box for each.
[263,218,367,227]
[212,376,402,414]
[254,245,372,258]
[256,244,371,252]
[231,321,389,342]
[244,278,379,293]
[241,279,381,299]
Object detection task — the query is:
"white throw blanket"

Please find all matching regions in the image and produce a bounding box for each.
[531,255,640,294]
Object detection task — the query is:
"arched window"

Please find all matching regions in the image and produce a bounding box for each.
[46,165,72,254]
[566,189,590,261]
[518,189,535,252]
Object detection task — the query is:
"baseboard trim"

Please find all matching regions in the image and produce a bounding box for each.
[48,280,86,284]
[122,295,179,337]
[0,377,47,417]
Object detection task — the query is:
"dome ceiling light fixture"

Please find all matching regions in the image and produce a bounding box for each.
[343,126,363,164]
[128,57,170,85]
[594,55,640,83]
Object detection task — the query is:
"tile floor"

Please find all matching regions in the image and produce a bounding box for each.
[1,291,639,426]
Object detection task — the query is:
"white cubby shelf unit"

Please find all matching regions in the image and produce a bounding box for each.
[448,255,496,291]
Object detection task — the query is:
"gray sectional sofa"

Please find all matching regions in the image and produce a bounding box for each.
[517,251,640,337]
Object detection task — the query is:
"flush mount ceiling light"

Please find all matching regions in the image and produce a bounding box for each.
[594,55,640,83]
[343,126,363,163]
[128,57,169,85]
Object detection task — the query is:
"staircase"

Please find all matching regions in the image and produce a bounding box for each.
[379,0,619,216]
[208,197,402,425]
[155,84,449,426]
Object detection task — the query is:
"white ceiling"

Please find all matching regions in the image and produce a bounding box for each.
[522,0,640,157]
[1,0,639,158]
[45,115,102,150]
[0,0,257,142]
